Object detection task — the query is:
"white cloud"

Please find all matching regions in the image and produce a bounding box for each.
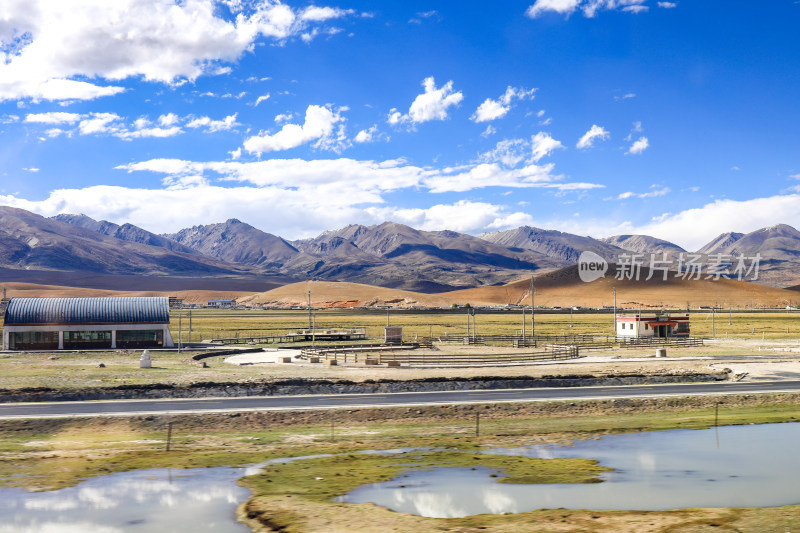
[354,125,380,143]
[1,114,20,124]
[0,0,356,102]
[526,0,648,18]
[243,105,346,154]
[370,201,535,234]
[614,92,636,101]
[530,132,564,162]
[480,133,564,168]
[158,113,179,126]
[471,86,536,123]
[657,1,677,7]
[389,77,463,125]
[409,10,439,24]
[2,155,602,239]
[255,93,271,106]
[24,112,82,124]
[119,126,183,139]
[22,167,39,172]
[576,124,610,149]
[526,0,581,18]
[615,186,670,200]
[78,113,122,135]
[23,110,244,138]
[274,113,294,123]
[481,125,497,137]
[300,6,354,22]
[626,136,649,154]
[186,113,239,132]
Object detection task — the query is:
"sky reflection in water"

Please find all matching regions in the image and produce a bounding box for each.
[340,422,800,517]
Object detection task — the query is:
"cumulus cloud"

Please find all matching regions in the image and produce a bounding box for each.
[243,105,347,154]
[576,124,610,149]
[480,133,565,168]
[526,0,581,17]
[186,113,239,132]
[526,0,648,18]
[22,110,240,139]
[0,0,357,102]
[0,151,602,238]
[471,86,536,123]
[254,93,271,106]
[24,112,82,124]
[388,77,463,126]
[354,125,382,143]
[626,136,649,154]
[530,132,565,162]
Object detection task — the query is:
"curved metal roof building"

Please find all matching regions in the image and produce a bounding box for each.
[4,297,170,326]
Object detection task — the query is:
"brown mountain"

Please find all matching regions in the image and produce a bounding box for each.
[480,226,624,263]
[52,213,197,254]
[601,234,686,257]
[696,232,745,255]
[693,224,800,287]
[289,221,563,292]
[165,219,300,268]
[0,206,280,291]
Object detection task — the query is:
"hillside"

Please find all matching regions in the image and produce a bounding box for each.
[479,226,623,263]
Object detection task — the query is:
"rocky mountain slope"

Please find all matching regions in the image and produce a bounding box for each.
[479,226,624,263]
[0,207,276,289]
[51,213,196,254]
[601,234,686,257]
[13,205,800,290]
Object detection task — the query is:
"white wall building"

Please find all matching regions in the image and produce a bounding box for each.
[616,313,690,338]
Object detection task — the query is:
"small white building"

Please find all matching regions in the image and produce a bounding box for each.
[616,313,690,338]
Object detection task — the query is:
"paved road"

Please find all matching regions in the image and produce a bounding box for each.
[2,380,800,419]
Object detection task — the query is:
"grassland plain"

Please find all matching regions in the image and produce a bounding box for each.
[2,309,800,391]
[170,308,800,343]
[3,395,800,532]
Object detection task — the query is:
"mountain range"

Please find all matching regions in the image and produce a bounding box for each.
[0,205,798,292]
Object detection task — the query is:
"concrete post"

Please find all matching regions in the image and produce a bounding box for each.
[140,350,152,369]
[58,331,64,350]
[111,330,117,349]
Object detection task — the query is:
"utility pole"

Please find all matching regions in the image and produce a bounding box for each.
[521,307,526,340]
[712,307,716,338]
[613,287,617,337]
[570,306,573,328]
[307,290,312,331]
[472,309,476,341]
[530,275,535,341]
[188,310,192,343]
[178,311,183,352]
[466,308,470,339]
[729,306,732,326]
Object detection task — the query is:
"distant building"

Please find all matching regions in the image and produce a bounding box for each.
[616,313,690,338]
[2,297,175,350]
[207,299,236,308]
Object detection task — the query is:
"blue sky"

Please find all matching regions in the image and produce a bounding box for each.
[1,0,799,250]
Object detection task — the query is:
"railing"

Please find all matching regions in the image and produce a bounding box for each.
[617,336,704,347]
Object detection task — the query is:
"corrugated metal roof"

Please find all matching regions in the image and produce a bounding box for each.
[3,297,170,325]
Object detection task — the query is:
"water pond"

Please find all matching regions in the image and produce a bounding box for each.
[339,422,800,517]
[3,423,799,529]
